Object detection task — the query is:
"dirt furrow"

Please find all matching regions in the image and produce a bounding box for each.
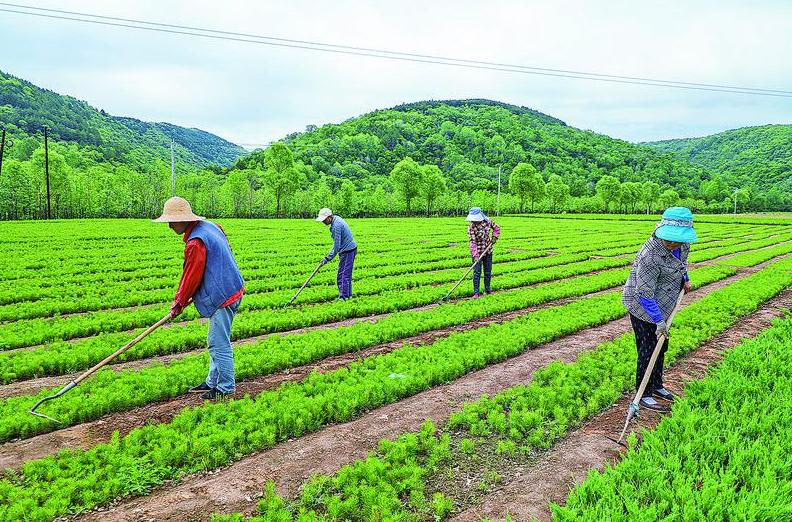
[448,289,792,522]
[69,270,749,522]
[0,250,554,325]
[2,259,639,398]
[3,241,779,396]
[0,287,620,468]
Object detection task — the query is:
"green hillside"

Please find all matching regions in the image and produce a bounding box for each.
[646,125,792,193]
[234,99,712,196]
[1,73,789,219]
[0,69,244,169]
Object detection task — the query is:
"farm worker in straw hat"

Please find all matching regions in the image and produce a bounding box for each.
[154,196,245,401]
[316,208,358,300]
[622,207,697,413]
[466,207,500,298]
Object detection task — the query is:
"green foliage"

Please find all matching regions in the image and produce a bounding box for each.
[545,174,570,213]
[390,157,425,214]
[4,72,791,219]
[0,70,245,219]
[262,142,300,216]
[509,162,545,212]
[552,313,792,521]
[421,164,447,216]
[209,255,792,522]
[648,124,792,207]
[595,175,621,212]
[640,181,661,214]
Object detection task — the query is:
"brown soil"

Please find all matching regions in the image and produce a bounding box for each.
[0,286,619,469]
[0,268,616,400]
[68,271,746,522]
[692,238,792,267]
[10,238,781,354]
[448,289,792,522]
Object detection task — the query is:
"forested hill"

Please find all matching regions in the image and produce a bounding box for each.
[232,98,712,196]
[0,69,244,169]
[646,125,792,192]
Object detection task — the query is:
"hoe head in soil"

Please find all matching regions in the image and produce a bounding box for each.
[609,289,685,448]
[27,313,173,424]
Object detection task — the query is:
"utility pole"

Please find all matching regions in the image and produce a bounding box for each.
[733,188,738,215]
[170,140,176,196]
[0,128,5,177]
[44,126,51,219]
[496,164,501,216]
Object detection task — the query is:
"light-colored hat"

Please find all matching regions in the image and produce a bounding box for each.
[153,196,204,223]
[465,207,487,222]
[316,208,333,222]
[655,207,697,243]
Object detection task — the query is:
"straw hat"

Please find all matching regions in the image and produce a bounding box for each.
[153,197,204,223]
[315,208,333,222]
[465,207,487,222]
[655,207,697,243]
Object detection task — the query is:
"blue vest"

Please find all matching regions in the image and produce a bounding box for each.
[187,221,245,317]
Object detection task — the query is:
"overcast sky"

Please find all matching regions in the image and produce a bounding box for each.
[1,0,791,148]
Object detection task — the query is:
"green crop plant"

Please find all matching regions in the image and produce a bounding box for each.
[0,265,732,442]
[552,314,792,521]
[206,256,792,522]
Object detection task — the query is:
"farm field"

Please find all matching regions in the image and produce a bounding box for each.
[0,215,791,521]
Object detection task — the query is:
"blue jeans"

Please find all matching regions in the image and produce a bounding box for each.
[206,297,241,394]
[337,248,357,299]
[472,252,493,295]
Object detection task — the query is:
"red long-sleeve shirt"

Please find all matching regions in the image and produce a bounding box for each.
[172,222,244,314]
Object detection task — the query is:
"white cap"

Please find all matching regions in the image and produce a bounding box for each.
[315,208,333,222]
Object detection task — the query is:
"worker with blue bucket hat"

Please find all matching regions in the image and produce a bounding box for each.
[622,207,697,413]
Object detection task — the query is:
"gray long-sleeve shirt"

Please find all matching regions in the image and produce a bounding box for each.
[324,215,357,262]
[622,235,689,323]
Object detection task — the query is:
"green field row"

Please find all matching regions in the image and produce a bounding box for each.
[208,256,792,522]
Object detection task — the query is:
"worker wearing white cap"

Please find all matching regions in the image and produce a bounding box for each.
[316,208,358,300]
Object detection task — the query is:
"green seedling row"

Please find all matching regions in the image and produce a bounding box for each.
[207,256,792,522]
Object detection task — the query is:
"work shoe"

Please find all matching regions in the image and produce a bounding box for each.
[639,397,669,413]
[653,387,675,402]
[201,388,235,401]
[188,382,212,393]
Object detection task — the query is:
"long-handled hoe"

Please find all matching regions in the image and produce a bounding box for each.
[610,289,686,447]
[438,242,495,304]
[284,261,324,307]
[29,313,173,423]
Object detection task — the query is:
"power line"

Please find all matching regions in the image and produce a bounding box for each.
[1,4,791,98]
[4,2,791,96]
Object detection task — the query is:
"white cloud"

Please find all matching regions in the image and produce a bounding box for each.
[1,0,790,144]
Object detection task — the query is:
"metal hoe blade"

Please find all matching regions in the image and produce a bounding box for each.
[28,381,76,424]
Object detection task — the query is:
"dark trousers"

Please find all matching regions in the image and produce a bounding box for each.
[337,248,357,299]
[472,252,493,295]
[630,313,669,397]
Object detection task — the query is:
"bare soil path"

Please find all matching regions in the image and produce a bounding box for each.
[1,287,621,468]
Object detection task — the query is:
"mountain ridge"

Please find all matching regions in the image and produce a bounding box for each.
[0,69,245,169]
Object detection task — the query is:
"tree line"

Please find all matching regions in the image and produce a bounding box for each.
[0,137,778,220]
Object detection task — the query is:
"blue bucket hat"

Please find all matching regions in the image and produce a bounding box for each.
[655,207,697,243]
[465,207,488,222]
